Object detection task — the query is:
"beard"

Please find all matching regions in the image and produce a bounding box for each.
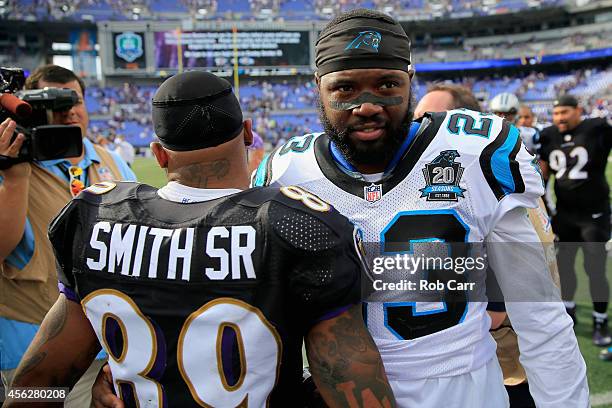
[318,86,416,167]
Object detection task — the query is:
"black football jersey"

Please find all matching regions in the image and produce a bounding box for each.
[539,118,611,213]
[48,182,364,407]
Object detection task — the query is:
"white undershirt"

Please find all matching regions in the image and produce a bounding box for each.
[157,181,241,203]
[362,172,384,183]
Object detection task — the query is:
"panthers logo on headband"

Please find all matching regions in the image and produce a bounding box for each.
[344,31,382,52]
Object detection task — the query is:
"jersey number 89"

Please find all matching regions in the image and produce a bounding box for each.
[82,289,281,407]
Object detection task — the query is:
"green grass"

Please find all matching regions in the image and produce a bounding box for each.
[559,242,612,405]
[573,249,612,404]
[132,156,612,402]
[132,156,166,188]
[554,159,612,402]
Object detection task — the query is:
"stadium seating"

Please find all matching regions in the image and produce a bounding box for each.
[85,64,610,147]
[5,0,565,21]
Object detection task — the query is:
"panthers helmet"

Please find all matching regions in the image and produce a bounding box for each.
[489,93,520,114]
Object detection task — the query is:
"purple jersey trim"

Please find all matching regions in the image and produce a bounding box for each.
[313,304,354,325]
[58,282,80,302]
[249,132,264,150]
[221,326,237,385]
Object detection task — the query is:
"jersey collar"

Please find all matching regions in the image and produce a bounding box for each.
[329,120,424,180]
[315,113,444,200]
[157,182,242,203]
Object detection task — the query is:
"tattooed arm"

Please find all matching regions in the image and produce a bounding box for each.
[4,294,101,408]
[305,304,396,408]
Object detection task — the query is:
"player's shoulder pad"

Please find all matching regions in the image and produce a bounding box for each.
[251,132,323,187]
[427,109,507,159]
[538,124,557,139]
[74,181,141,205]
[443,108,504,139]
[588,116,611,130]
[430,109,539,202]
[422,111,448,127]
[518,125,538,138]
[479,120,538,201]
[235,186,352,251]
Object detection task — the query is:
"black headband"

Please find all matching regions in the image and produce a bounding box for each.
[152,71,243,151]
[316,15,412,76]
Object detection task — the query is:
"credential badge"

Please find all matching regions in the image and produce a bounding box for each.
[420,150,466,201]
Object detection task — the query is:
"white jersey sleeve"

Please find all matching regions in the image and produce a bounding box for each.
[475,116,545,233]
[251,133,323,188]
[486,207,589,408]
[517,126,540,157]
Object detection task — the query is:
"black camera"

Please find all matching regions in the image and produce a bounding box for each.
[0,67,83,170]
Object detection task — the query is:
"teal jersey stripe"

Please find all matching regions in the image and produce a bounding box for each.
[491,125,521,196]
[253,153,271,187]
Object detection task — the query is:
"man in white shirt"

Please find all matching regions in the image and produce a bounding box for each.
[113,135,135,167]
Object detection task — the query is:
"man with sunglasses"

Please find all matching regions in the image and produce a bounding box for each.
[0,65,135,407]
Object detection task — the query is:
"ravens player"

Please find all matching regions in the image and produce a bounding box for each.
[4,71,395,408]
[253,9,588,407]
[539,94,612,346]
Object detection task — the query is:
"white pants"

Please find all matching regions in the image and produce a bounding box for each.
[390,357,509,408]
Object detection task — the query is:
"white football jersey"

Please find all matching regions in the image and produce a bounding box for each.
[517,125,540,156]
[253,109,545,381]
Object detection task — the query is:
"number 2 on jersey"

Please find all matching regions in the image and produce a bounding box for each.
[447,113,493,138]
[83,289,281,407]
[379,210,469,340]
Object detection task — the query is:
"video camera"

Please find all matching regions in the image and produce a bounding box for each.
[0,67,83,170]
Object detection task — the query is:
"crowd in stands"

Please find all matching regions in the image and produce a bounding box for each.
[85,65,610,150]
[238,79,318,111]
[3,0,569,21]
[413,29,612,64]
[312,0,561,20]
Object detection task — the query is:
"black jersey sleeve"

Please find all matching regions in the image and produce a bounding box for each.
[537,126,555,162]
[47,181,132,302]
[600,118,612,151]
[48,198,82,302]
[266,187,365,325]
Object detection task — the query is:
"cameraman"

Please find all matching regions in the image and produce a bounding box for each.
[0,65,135,406]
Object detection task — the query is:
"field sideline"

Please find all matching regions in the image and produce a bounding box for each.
[132,156,612,406]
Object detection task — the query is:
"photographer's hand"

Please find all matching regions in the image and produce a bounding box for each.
[0,118,30,178]
[0,118,31,263]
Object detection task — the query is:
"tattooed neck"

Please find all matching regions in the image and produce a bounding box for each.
[169,159,231,188]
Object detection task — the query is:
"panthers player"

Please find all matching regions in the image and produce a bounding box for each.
[489,93,540,156]
[5,71,396,408]
[253,9,588,407]
[416,85,558,408]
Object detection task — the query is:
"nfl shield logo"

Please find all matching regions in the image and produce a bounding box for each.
[364,183,382,202]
